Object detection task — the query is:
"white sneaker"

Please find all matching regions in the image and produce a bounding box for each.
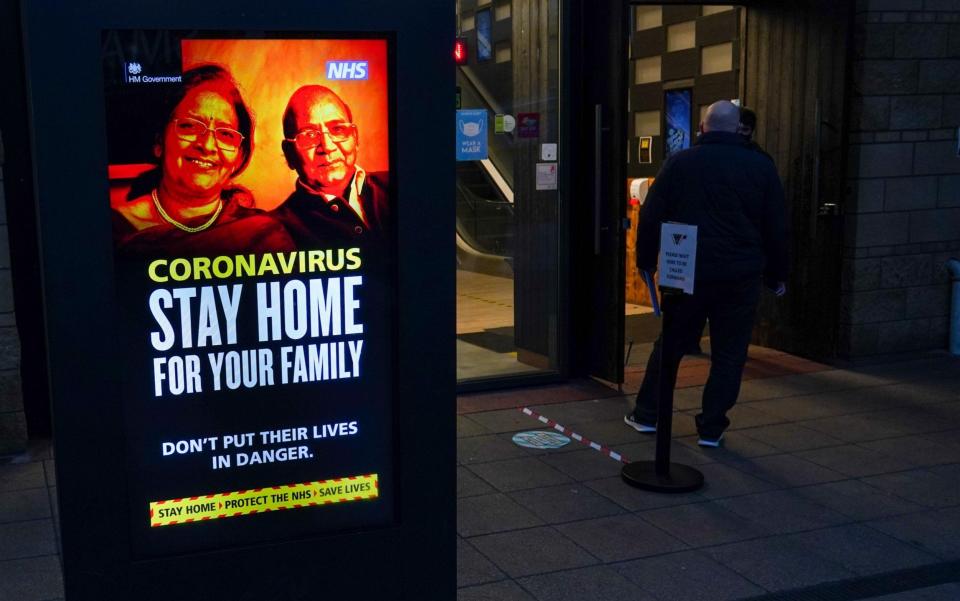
[624,414,657,433]
[697,434,724,448]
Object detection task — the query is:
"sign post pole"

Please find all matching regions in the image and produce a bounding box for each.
[621,223,704,493]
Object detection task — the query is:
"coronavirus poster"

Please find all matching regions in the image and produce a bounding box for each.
[101,32,395,556]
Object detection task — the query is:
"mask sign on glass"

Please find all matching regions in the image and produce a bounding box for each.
[456,109,488,161]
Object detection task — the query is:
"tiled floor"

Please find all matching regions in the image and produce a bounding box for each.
[457,353,960,601]
[1,353,958,600]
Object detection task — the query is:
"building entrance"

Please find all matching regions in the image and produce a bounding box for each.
[578,0,849,387]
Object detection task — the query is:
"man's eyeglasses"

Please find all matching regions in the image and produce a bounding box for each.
[286,124,356,150]
[173,118,245,151]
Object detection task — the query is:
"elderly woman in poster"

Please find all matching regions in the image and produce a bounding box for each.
[113,64,293,255]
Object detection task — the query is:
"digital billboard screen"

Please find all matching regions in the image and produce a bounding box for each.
[101,31,396,557]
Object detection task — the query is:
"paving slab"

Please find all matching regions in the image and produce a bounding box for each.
[865,582,960,601]
[712,404,787,430]
[676,431,781,459]
[860,436,960,467]
[796,444,918,478]
[751,394,867,421]
[801,413,914,443]
[614,549,765,601]
[721,453,846,487]
[868,406,960,436]
[867,506,960,559]
[785,524,939,576]
[695,462,779,499]
[638,501,768,547]
[457,538,505,588]
[704,535,856,592]
[458,466,496,498]
[738,423,846,452]
[0,555,64,601]
[467,457,572,492]
[466,409,542,434]
[518,565,656,601]
[0,488,51,524]
[0,462,45,493]
[555,514,688,562]
[565,418,657,447]
[0,520,56,561]
[713,490,850,536]
[457,494,544,537]
[791,480,926,521]
[583,477,706,512]
[861,468,960,508]
[528,398,630,425]
[458,580,537,601]
[42,460,55,488]
[469,526,598,578]
[509,484,624,524]
[458,434,533,464]
[539,449,625,481]
[458,415,491,438]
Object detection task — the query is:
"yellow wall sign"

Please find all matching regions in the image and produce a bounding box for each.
[149,474,379,527]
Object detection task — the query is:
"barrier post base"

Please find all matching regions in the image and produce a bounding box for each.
[621,461,704,493]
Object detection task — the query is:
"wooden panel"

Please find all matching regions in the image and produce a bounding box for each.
[630,81,662,111]
[512,0,560,363]
[662,48,699,80]
[696,10,739,46]
[694,70,739,105]
[662,5,700,25]
[743,1,850,360]
[632,27,665,57]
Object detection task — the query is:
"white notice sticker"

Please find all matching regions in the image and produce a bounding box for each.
[535,163,558,190]
[658,222,698,294]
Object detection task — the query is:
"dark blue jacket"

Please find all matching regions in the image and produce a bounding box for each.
[636,131,788,284]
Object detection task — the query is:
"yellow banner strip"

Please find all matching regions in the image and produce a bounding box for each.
[149,473,379,527]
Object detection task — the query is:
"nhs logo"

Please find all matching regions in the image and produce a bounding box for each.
[326,61,369,81]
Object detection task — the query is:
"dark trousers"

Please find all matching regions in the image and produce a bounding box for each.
[633,278,761,439]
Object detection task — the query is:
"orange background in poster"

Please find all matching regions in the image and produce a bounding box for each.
[181,39,389,210]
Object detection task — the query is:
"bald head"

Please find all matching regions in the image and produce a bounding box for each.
[702,100,741,134]
[282,85,353,138]
[281,85,359,194]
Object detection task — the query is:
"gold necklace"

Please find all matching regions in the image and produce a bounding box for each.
[152,189,223,233]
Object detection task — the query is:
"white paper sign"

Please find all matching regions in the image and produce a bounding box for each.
[535,163,558,190]
[659,222,697,294]
[540,143,557,161]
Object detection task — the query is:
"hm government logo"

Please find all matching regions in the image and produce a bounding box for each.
[672,233,687,245]
[326,60,368,81]
[124,62,182,85]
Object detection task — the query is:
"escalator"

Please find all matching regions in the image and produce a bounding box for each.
[456,66,515,277]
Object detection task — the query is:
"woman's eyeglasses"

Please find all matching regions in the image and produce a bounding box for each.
[173,118,245,151]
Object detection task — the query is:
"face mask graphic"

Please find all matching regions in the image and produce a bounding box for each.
[459,119,483,137]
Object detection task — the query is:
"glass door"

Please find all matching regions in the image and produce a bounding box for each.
[455,0,562,384]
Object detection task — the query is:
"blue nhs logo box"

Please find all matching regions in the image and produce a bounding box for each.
[326,61,369,80]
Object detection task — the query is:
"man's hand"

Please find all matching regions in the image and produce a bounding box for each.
[769,281,786,297]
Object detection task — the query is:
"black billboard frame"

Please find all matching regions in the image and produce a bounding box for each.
[20,1,455,599]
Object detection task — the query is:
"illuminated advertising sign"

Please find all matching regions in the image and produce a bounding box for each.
[664,88,692,158]
[101,32,395,556]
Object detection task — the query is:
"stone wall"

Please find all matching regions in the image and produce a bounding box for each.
[0,132,26,454]
[842,0,960,356]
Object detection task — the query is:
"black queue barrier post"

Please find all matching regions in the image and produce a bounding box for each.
[621,287,704,493]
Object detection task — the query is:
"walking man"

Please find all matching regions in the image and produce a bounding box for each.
[625,100,788,447]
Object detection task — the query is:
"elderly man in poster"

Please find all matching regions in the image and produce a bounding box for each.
[274,85,390,247]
